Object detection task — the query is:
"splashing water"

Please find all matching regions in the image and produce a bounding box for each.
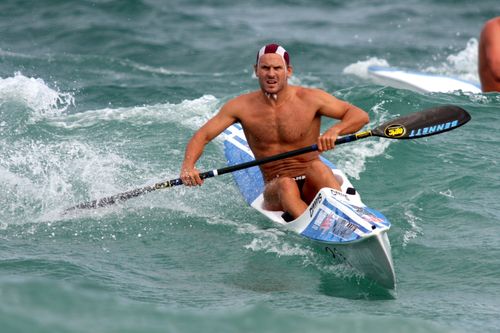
[0,72,74,118]
[425,38,479,82]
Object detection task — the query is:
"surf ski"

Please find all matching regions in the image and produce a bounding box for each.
[223,123,396,289]
[368,65,481,94]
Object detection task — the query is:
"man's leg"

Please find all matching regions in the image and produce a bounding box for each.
[302,160,341,204]
[263,177,308,218]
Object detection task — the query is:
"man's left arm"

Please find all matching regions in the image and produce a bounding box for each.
[316,90,369,151]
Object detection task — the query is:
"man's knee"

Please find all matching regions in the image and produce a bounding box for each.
[281,176,298,186]
[263,177,299,210]
[267,177,300,194]
[270,177,299,197]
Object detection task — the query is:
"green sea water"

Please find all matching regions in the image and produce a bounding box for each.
[1,1,499,332]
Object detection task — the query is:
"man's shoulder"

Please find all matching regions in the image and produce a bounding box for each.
[227,90,260,103]
[487,17,500,26]
[293,86,332,101]
[483,17,500,33]
[221,90,260,114]
[292,85,326,94]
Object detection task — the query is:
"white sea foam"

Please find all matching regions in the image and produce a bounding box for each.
[343,39,480,85]
[334,102,393,179]
[402,209,423,248]
[243,225,311,257]
[0,138,136,225]
[49,94,219,130]
[439,189,455,198]
[342,57,390,80]
[425,38,479,83]
[203,208,314,260]
[241,224,359,279]
[0,94,221,225]
[126,61,191,76]
[336,139,391,180]
[0,72,74,118]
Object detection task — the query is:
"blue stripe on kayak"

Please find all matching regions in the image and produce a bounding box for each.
[320,156,336,170]
[234,135,248,147]
[224,140,264,204]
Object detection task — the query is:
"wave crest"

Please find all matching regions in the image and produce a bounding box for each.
[0,72,74,118]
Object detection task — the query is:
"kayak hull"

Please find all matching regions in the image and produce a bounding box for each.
[318,230,395,289]
[251,186,396,289]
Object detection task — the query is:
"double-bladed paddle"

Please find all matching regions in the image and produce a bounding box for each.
[66,104,471,211]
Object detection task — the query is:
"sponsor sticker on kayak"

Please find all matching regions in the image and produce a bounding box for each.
[303,209,358,242]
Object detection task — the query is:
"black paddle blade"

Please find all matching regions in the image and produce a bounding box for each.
[371,105,471,139]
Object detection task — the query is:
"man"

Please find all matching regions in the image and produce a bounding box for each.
[479,17,500,92]
[180,43,369,219]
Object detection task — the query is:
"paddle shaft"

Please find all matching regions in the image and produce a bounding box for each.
[67,104,470,210]
[66,134,370,210]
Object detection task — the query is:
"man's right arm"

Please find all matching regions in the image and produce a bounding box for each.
[480,17,500,92]
[180,102,238,186]
[486,19,500,86]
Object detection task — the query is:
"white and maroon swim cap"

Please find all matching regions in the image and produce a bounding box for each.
[256,43,290,67]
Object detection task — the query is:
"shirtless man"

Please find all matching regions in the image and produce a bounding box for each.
[479,17,500,92]
[180,44,369,219]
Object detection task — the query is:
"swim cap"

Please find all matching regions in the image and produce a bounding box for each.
[256,43,290,67]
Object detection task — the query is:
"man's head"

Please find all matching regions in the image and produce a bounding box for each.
[254,43,293,95]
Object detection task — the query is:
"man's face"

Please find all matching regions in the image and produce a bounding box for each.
[254,53,292,94]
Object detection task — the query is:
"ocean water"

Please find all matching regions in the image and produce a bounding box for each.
[1,1,499,332]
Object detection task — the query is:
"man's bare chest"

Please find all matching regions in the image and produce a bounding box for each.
[240,105,319,145]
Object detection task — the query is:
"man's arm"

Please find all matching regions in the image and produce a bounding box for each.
[481,18,500,90]
[180,103,238,186]
[315,89,369,151]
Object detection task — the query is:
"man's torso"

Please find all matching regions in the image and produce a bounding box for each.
[233,86,323,181]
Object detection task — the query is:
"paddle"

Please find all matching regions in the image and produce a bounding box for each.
[66,104,470,211]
